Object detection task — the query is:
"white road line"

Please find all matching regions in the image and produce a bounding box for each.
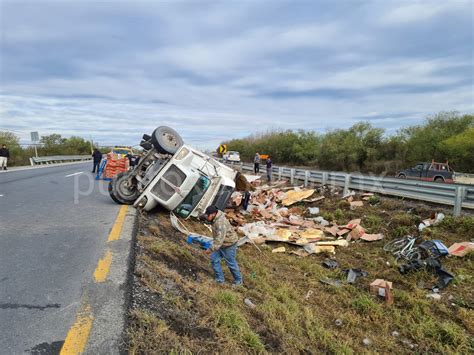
[0,194,3,197]
[65,172,84,178]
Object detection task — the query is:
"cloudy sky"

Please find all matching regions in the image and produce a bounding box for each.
[0,0,472,149]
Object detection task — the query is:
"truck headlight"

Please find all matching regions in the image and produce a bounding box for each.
[137,196,148,208]
[174,147,189,160]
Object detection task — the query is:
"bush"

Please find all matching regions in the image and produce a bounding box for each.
[224,112,474,173]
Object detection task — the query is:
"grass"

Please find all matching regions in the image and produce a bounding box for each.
[126,194,474,354]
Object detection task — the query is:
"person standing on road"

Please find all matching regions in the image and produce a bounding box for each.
[254,152,261,174]
[266,156,272,182]
[201,206,242,286]
[92,148,102,173]
[0,144,10,170]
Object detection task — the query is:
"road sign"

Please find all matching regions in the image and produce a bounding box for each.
[30,131,39,143]
[218,144,227,154]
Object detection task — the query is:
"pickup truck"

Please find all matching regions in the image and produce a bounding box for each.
[223,151,241,162]
[108,126,238,218]
[396,161,455,183]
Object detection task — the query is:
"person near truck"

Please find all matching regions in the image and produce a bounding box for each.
[254,152,261,174]
[201,205,243,286]
[266,156,272,182]
[0,144,10,170]
[92,148,102,173]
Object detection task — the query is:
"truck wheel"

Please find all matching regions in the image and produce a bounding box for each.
[109,172,139,205]
[434,177,444,183]
[108,182,124,204]
[398,174,406,179]
[151,126,183,154]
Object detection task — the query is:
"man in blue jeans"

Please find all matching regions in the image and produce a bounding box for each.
[202,206,242,285]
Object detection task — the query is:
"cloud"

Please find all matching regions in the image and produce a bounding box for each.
[0,0,472,149]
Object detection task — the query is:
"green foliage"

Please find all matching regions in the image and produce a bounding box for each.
[224,112,474,173]
[0,131,93,166]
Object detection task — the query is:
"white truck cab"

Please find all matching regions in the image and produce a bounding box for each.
[109,127,237,218]
[135,144,236,217]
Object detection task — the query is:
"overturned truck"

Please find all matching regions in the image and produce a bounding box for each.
[109,126,238,218]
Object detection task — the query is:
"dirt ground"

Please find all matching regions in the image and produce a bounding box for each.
[124,187,473,354]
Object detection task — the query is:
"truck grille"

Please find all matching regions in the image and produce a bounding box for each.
[151,165,186,201]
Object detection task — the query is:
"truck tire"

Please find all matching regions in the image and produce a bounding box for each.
[108,182,124,204]
[109,172,139,205]
[434,177,444,183]
[151,126,183,154]
[398,174,406,179]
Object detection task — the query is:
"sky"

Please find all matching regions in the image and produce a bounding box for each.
[0,0,473,149]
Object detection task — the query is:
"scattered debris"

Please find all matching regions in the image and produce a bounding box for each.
[304,290,314,300]
[399,249,454,290]
[360,233,384,242]
[362,338,372,346]
[361,192,375,200]
[350,201,364,209]
[334,319,343,327]
[244,298,257,309]
[448,242,474,257]
[345,269,368,284]
[391,331,400,337]
[304,244,335,255]
[322,259,339,269]
[272,246,286,253]
[426,292,442,301]
[418,212,445,232]
[370,279,393,303]
[319,278,342,288]
[282,189,315,206]
[308,207,320,215]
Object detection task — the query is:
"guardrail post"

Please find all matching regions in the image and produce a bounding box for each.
[29,158,34,166]
[453,186,465,217]
[239,162,243,171]
[278,167,282,180]
[343,174,351,196]
[322,172,328,186]
[304,170,309,187]
[290,168,295,185]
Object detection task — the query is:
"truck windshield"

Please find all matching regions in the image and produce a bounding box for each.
[174,175,211,218]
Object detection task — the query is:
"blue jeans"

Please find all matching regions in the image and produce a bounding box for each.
[210,244,242,284]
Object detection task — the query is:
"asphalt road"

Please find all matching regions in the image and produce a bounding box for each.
[0,162,121,354]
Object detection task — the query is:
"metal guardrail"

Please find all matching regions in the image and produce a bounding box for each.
[30,155,92,165]
[221,160,474,216]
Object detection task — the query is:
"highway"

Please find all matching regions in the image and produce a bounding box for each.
[0,162,121,353]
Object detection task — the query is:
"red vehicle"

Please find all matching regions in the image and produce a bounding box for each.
[396,160,454,183]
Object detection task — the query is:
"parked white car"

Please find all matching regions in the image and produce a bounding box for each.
[223,151,241,162]
[109,126,237,218]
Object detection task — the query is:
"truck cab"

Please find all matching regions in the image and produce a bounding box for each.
[396,161,454,183]
[135,144,236,217]
[108,126,237,218]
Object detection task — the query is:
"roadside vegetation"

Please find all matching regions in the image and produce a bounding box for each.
[126,194,473,354]
[0,131,96,166]
[224,111,474,174]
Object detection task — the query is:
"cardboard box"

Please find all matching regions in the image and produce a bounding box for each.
[370,279,393,298]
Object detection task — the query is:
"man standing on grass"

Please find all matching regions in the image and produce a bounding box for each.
[0,144,10,170]
[254,152,260,174]
[202,205,242,286]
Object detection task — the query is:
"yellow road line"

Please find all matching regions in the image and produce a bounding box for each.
[93,250,113,283]
[108,205,128,242]
[60,303,93,355]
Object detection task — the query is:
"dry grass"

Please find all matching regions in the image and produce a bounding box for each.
[126,195,474,354]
